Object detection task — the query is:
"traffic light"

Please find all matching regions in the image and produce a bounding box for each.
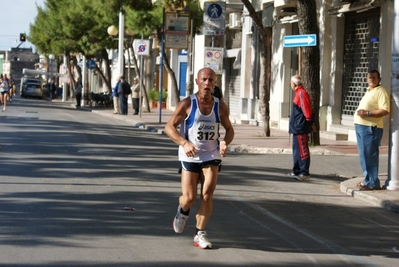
[19,33,26,42]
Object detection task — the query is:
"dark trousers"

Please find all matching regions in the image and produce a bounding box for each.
[132,98,140,114]
[119,95,128,115]
[292,133,311,176]
[76,93,82,107]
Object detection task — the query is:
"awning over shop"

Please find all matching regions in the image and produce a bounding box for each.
[224,48,241,69]
[328,0,382,15]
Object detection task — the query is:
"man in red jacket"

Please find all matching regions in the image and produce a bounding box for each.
[287,75,314,181]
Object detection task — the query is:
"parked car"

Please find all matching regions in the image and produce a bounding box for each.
[21,83,44,98]
[19,77,42,97]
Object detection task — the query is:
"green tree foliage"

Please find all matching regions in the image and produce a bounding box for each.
[29,0,202,97]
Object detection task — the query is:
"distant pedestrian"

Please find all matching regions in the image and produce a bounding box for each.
[8,74,15,102]
[287,75,315,181]
[212,85,223,101]
[112,80,120,114]
[74,80,82,107]
[354,69,390,190]
[48,80,57,100]
[131,77,140,115]
[0,74,9,112]
[118,76,131,115]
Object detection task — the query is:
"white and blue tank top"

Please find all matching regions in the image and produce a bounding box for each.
[178,94,221,162]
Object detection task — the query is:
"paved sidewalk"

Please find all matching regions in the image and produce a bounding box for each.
[78,104,398,214]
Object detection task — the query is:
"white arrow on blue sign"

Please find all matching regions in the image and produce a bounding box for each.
[283,34,317,47]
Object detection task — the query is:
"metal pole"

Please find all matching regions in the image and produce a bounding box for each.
[46,55,49,100]
[388,0,399,190]
[50,56,53,100]
[118,6,125,76]
[62,53,67,102]
[186,19,194,97]
[159,7,165,124]
[139,33,144,117]
[82,56,87,106]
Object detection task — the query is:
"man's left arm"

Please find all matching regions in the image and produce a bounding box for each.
[219,102,235,157]
[299,90,313,121]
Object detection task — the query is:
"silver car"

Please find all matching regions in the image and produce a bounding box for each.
[21,83,44,98]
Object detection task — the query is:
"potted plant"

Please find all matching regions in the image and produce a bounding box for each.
[148,89,167,109]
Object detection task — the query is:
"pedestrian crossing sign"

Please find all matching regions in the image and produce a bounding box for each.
[203,1,226,36]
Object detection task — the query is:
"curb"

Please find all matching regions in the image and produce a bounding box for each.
[340,178,399,214]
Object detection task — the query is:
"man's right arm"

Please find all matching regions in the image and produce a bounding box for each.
[165,98,190,147]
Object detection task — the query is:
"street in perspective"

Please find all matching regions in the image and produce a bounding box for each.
[0,97,398,266]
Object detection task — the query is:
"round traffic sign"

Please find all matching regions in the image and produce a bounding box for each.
[86,59,96,70]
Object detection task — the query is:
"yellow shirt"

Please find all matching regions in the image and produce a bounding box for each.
[354,85,390,128]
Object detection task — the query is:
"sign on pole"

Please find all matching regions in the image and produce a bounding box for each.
[133,39,150,56]
[204,47,224,74]
[283,34,317,47]
[165,11,190,49]
[86,59,96,70]
[203,1,226,36]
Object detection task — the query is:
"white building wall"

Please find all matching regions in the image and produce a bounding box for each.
[192,35,206,94]
[318,0,332,131]
[269,23,293,131]
[326,16,345,130]
[239,14,254,121]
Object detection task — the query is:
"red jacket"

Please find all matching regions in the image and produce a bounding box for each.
[289,85,313,134]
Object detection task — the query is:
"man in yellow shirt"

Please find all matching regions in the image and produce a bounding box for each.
[354,70,390,190]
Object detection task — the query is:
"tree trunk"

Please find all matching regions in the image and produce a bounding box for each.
[163,50,180,106]
[297,0,321,146]
[100,48,112,93]
[261,27,272,137]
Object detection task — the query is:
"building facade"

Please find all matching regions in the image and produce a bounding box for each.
[2,48,40,88]
[165,0,393,144]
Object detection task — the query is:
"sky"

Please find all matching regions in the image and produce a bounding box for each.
[0,0,45,51]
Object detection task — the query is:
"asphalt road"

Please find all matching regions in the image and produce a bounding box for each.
[0,97,398,266]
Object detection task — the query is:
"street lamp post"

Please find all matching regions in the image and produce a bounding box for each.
[107,7,125,80]
[118,7,125,77]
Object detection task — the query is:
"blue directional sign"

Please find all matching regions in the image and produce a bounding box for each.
[86,59,96,70]
[283,34,317,47]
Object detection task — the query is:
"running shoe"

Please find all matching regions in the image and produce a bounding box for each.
[173,205,188,233]
[295,174,310,181]
[287,172,298,178]
[193,231,212,249]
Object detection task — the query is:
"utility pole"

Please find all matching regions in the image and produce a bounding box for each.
[388,1,399,190]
